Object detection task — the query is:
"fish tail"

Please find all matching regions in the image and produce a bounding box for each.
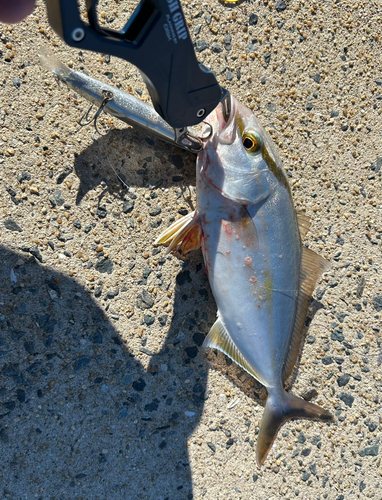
[256,391,333,466]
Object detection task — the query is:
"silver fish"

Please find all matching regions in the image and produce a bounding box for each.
[156,96,333,466]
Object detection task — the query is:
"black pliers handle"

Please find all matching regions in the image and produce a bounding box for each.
[45,0,229,149]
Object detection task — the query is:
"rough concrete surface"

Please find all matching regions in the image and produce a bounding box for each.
[1,1,381,499]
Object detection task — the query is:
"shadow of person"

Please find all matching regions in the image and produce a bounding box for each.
[0,245,215,500]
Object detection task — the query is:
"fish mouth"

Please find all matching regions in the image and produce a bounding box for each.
[203,95,237,145]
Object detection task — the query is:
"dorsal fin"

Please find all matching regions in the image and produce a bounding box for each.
[296,211,311,240]
[154,211,202,254]
[203,317,265,385]
[282,247,330,383]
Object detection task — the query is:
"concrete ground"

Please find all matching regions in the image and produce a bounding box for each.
[1,1,381,499]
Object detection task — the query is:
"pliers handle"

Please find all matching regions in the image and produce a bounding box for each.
[45,0,228,132]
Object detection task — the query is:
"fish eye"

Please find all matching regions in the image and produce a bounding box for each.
[242,131,261,153]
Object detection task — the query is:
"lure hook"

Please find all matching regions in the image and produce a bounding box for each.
[78,89,114,135]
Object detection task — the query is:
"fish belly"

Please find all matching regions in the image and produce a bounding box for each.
[200,184,301,389]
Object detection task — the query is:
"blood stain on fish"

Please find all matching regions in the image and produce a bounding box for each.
[222,221,233,236]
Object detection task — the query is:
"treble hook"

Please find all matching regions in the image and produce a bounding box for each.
[78,89,114,135]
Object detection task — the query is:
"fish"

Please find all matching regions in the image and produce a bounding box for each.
[155,95,333,466]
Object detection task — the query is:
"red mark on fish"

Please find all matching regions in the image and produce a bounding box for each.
[222,221,233,237]
[244,256,253,267]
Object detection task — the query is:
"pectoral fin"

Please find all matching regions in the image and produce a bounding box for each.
[203,317,265,385]
[154,211,202,254]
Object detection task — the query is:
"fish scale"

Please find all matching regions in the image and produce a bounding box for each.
[155,95,333,466]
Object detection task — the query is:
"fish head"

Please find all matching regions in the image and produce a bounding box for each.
[199,95,287,205]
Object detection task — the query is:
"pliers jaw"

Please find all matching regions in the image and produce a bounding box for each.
[220,88,232,124]
[173,88,231,152]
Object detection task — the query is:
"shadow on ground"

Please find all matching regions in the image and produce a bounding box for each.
[0,245,215,500]
[71,127,196,206]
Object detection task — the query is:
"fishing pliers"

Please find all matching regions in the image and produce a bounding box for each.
[45,0,230,152]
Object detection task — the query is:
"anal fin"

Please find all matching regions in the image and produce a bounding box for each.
[154,211,202,254]
[203,318,265,385]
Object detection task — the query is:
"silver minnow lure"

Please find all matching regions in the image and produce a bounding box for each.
[156,96,333,466]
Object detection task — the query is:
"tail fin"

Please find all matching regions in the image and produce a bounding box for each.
[256,391,333,466]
